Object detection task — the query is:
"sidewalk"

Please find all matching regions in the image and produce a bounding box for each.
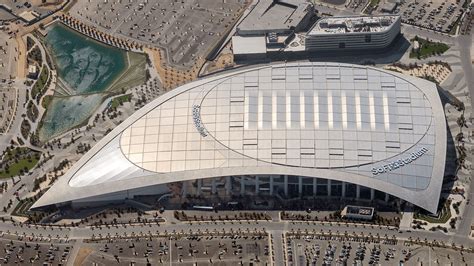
[399,209,414,230]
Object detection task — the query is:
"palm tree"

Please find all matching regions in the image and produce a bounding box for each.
[457,114,467,128]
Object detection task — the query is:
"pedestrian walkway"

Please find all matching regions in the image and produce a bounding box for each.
[66,238,82,266]
[399,209,414,230]
[269,230,285,266]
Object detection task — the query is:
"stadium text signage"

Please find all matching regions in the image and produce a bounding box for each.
[192,105,207,137]
[371,147,428,175]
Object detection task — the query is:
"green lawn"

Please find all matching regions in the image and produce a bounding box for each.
[31,66,50,100]
[0,157,39,178]
[41,95,53,109]
[26,100,39,122]
[0,147,41,178]
[11,200,34,217]
[409,37,449,59]
[369,0,380,7]
[414,200,451,224]
[110,94,132,109]
[3,147,28,160]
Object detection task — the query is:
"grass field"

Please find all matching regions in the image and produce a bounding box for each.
[26,100,39,122]
[369,0,380,7]
[41,95,53,109]
[0,147,41,179]
[410,37,449,59]
[11,200,34,217]
[110,94,132,109]
[31,66,50,100]
[108,52,148,93]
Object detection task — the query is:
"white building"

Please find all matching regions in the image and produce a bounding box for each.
[236,0,314,36]
[305,15,401,51]
[32,62,446,213]
[341,205,375,220]
[231,36,267,61]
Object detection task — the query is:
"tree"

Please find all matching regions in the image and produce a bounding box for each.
[455,132,464,142]
[457,114,467,128]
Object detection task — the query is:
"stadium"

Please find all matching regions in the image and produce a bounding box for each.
[32,62,447,213]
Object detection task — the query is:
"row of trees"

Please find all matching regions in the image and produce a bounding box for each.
[174,210,271,222]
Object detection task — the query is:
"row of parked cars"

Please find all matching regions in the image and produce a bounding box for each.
[399,1,463,33]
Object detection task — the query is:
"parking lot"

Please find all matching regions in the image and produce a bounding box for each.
[171,234,269,264]
[287,234,474,265]
[347,0,369,13]
[82,234,270,265]
[0,239,72,264]
[287,234,400,265]
[69,0,245,69]
[0,85,16,134]
[84,237,171,264]
[0,30,16,80]
[395,0,464,33]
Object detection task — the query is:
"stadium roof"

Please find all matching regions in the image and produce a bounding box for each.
[33,62,446,213]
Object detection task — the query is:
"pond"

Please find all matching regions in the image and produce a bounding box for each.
[39,94,104,140]
[39,23,129,141]
[45,23,127,94]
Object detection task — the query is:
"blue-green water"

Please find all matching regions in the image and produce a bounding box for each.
[39,94,104,140]
[45,23,127,94]
[39,23,128,141]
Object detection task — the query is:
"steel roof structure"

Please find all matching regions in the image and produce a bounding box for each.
[33,62,447,213]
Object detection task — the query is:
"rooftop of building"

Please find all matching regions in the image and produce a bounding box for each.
[231,36,267,55]
[18,10,39,22]
[0,6,15,21]
[308,15,400,35]
[237,0,312,34]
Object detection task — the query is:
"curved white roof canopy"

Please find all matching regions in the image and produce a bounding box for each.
[33,62,446,213]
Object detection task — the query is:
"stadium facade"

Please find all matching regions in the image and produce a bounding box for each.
[32,62,447,213]
[305,15,401,51]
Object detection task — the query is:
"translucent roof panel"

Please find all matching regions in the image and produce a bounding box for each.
[34,62,446,214]
[119,63,434,174]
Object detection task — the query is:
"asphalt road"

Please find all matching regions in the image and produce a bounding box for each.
[457,34,474,110]
[0,218,472,248]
